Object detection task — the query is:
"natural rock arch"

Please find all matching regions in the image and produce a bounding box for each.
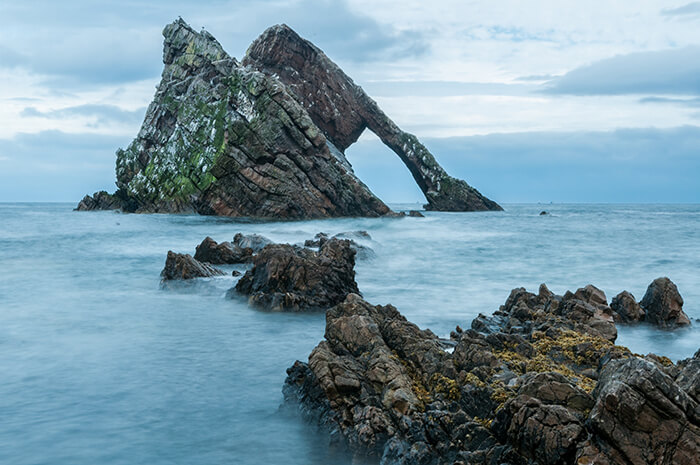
[243,24,502,212]
[77,19,501,218]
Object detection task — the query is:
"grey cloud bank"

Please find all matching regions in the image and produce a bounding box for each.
[543,46,700,96]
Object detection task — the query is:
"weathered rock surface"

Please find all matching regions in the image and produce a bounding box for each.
[194,236,253,264]
[584,356,700,464]
[640,277,691,328]
[304,231,375,260]
[161,250,224,280]
[78,19,391,219]
[232,233,271,252]
[285,284,699,464]
[233,238,359,310]
[244,24,501,212]
[76,190,124,211]
[77,19,500,217]
[610,290,645,323]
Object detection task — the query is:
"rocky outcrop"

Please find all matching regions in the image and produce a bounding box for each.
[161,250,224,280]
[284,284,699,464]
[233,238,359,311]
[79,19,499,217]
[581,356,700,465]
[76,190,125,211]
[244,25,501,212]
[232,233,271,252]
[610,290,645,323]
[640,277,691,328]
[194,236,253,264]
[78,19,392,219]
[304,231,375,260]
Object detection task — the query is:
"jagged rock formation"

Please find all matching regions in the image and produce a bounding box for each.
[304,231,375,260]
[640,277,691,327]
[284,285,699,465]
[244,25,501,212]
[232,233,272,252]
[161,250,224,280]
[233,238,359,311]
[77,19,500,218]
[194,236,253,264]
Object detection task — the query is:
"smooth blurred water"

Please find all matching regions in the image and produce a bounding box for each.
[1,202,698,465]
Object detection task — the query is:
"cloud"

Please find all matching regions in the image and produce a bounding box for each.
[239,0,429,63]
[515,74,560,82]
[542,47,700,96]
[20,104,146,127]
[0,0,426,90]
[661,2,700,17]
[348,126,700,204]
[362,80,532,98]
[639,96,700,107]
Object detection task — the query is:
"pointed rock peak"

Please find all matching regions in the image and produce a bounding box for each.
[162,17,230,66]
[245,23,318,64]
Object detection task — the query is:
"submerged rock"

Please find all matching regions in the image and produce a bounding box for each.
[304,231,375,260]
[284,284,699,464]
[78,19,499,217]
[232,233,271,253]
[161,250,224,280]
[233,238,359,311]
[640,277,691,328]
[610,290,645,323]
[194,236,253,264]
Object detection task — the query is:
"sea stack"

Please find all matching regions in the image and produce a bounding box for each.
[76,19,501,218]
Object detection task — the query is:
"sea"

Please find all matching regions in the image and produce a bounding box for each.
[1,202,698,465]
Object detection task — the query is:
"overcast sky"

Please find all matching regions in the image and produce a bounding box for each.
[1,0,699,203]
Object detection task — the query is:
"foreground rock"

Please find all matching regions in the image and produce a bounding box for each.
[78,19,499,217]
[284,285,699,464]
[640,277,691,327]
[161,251,224,280]
[233,238,359,310]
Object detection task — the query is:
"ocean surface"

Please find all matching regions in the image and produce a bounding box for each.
[1,202,698,465]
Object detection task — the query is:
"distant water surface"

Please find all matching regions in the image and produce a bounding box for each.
[0,203,698,465]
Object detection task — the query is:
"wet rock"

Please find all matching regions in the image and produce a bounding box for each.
[75,191,123,211]
[285,282,693,464]
[408,210,425,217]
[610,290,645,323]
[243,24,501,212]
[233,238,359,311]
[540,211,548,215]
[640,277,691,328]
[232,233,271,253]
[304,231,375,260]
[586,357,700,464]
[231,270,242,277]
[161,250,224,280]
[194,236,253,264]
